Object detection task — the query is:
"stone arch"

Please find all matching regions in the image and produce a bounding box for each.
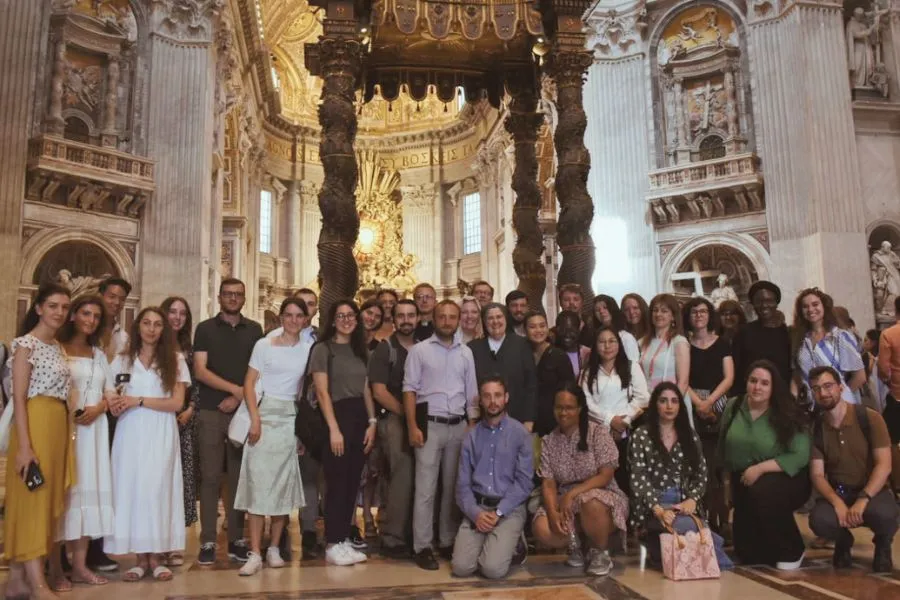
[660,232,772,299]
[20,228,136,289]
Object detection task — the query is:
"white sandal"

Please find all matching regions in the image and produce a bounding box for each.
[123,566,146,582]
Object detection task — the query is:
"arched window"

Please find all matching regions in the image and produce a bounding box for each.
[64,117,91,144]
[699,135,725,161]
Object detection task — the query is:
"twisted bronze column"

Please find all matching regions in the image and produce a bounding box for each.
[505,73,546,311]
[546,44,595,300]
[316,37,362,318]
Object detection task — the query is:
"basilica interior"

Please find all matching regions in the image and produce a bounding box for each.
[2,0,900,599]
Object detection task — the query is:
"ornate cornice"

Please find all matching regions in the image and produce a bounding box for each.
[584,0,649,60]
[150,0,224,44]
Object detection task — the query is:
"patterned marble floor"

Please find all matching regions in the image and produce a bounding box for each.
[1,515,898,600]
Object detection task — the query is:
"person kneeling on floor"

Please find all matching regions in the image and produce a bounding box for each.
[451,375,532,579]
[808,366,898,573]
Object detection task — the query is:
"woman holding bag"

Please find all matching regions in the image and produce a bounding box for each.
[627,382,732,570]
[3,283,73,599]
[233,298,311,576]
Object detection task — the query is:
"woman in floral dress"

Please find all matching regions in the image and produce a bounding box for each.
[533,381,628,578]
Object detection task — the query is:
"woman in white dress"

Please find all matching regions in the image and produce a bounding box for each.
[52,295,115,586]
[105,306,189,582]
[235,298,310,576]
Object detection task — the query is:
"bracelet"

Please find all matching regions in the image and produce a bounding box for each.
[368,417,377,425]
[139,397,144,407]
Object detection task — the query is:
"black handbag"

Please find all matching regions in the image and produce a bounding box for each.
[295,341,331,461]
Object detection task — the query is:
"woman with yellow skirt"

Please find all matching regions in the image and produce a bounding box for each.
[3,283,74,600]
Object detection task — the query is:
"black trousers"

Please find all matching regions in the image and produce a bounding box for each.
[322,397,368,545]
[731,469,810,566]
[809,488,899,545]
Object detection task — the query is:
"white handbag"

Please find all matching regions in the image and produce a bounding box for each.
[0,401,14,453]
[228,392,263,447]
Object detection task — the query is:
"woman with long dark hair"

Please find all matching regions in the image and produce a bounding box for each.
[525,311,574,437]
[105,307,189,582]
[532,381,628,577]
[792,288,865,405]
[719,360,811,569]
[621,293,650,342]
[717,299,746,343]
[310,299,377,566]
[160,296,199,566]
[592,295,639,361]
[628,382,732,569]
[3,284,73,599]
[53,295,115,587]
[581,325,650,493]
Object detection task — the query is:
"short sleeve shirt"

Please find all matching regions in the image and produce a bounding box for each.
[309,341,367,402]
[812,406,892,489]
[109,353,191,398]
[367,335,408,414]
[193,314,263,410]
[689,336,732,391]
[248,337,312,399]
[10,335,70,400]
[797,327,865,404]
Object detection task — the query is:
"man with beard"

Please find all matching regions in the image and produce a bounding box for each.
[731,281,791,396]
[451,376,532,579]
[504,290,529,337]
[404,300,478,570]
[808,366,897,572]
[193,278,263,565]
[368,299,418,558]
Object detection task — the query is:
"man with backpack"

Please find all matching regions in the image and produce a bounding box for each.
[808,366,897,572]
[368,299,418,558]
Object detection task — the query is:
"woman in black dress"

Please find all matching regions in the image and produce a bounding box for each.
[525,312,575,437]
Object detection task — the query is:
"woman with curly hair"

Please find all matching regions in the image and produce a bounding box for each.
[792,288,865,405]
[719,360,811,569]
[105,307,190,582]
[716,299,746,343]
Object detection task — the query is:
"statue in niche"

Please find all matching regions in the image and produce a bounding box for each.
[709,273,739,308]
[871,240,900,316]
[690,81,725,138]
[64,66,102,110]
[56,269,111,298]
[846,3,890,95]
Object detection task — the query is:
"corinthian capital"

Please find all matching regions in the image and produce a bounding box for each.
[584,0,649,60]
[150,0,224,44]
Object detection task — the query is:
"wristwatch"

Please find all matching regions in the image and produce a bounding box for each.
[861,490,872,501]
[495,508,503,518]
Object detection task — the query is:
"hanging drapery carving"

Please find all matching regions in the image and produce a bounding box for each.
[311,36,363,318]
[377,0,543,41]
[505,71,545,310]
[546,39,595,299]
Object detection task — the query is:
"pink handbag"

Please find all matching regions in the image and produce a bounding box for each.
[660,515,721,581]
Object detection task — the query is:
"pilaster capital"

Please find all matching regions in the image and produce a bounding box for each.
[299,181,321,206]
[150,0,224,44]
[584,0,649,60]
[401,184,438,212]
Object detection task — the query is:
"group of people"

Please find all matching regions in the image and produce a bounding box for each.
[3,275,899,597]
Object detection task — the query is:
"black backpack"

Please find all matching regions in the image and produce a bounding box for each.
[295,341,331,461]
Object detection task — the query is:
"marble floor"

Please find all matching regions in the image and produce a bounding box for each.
[1,516,898,600]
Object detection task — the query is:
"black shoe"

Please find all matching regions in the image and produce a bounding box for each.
[197,542,217,566]
[438,545,454,560]
[228,539,250,562]
[873,539,893,573]
[278,528,292,562]
[511,534,528,567]
[832,532,853,569]
[301,531,321,561]
[381,544,413,560]
[59,546,72,573]
[415,548,439,571]
[349,526,368,551]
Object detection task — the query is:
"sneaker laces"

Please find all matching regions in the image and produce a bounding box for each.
[200,542,216,551]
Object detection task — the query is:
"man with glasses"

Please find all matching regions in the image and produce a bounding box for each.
[808,366,897,572]
[471,281,494,307]
[193,278,263,565]
[413,283,437,342]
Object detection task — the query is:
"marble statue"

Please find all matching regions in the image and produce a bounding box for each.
[871,241,900,315]
[709,273,739,308]
[847,4,888,92]
[56,269,110,298]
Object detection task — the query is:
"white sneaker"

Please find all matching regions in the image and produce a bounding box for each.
[325,543,356,566]
[238,552,263,576]
[776,552,805,571]
[341,540,368,564]
[266,546,285,568]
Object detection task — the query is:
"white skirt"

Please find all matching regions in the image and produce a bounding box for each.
[57,413,114,541]
[104,407,184,554]
[234,396,305,516]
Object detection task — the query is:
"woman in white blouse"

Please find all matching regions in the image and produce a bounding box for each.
[105,307,189,583]
[639,294,691,425]
[52,295,115,586]
[581,325,650,494]
[234,298,311,576]
[591,295,640,362]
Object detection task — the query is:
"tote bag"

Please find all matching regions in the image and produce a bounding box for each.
[660,514,721,581]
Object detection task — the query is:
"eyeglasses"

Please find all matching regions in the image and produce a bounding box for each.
[221,291,245,299]
[335,313,357,322]
[690,308,710,316]
[811,382,839,394]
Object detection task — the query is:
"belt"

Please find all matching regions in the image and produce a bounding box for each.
[427,414,466,425]
[474,492,501,508]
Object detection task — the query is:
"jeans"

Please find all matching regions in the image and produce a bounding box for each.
[643,488,733,570]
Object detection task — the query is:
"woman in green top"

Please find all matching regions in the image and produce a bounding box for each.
[720,359,811,570]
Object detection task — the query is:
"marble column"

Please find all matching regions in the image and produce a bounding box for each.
[46,35,66,135]
[505,71,546,310]
[747,2,872,325]
[299,180,321,287]
[287,179,302,286]
[142,1,219,313]
[584,54,656,302]
[546,27,596,300]
[402,183,437,285]
[0,0,44,338]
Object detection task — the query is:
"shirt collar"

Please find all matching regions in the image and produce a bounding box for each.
[479,414,508,432]
[824,402,855,430]
[215,313,249,328]
[488,335,505,352]
[426,333,460,349]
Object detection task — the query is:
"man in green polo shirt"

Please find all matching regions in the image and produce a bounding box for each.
[808,366,897,572]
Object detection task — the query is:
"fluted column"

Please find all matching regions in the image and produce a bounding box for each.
[584,54,655,301]
[747,2,871,324]
[0,0,44,338]
[505,71,546,310]
[402,184,437,285]
[142,0,220,311]
[287,179,302,286]
[546,24,596,300]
